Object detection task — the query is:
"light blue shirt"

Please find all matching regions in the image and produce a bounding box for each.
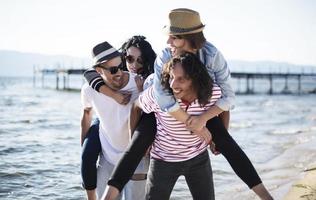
[153,41,235,112]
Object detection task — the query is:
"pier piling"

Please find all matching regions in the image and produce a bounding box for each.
[34,68,316,94]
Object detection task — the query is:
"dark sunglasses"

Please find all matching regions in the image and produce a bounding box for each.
[125,55,143,65]
[100,63,124,75]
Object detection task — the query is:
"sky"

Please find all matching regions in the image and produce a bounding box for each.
[1,0,316,66]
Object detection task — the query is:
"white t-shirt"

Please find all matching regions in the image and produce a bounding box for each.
[81,72,139,165]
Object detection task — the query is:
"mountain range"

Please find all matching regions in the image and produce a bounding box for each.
[0,50,92,77]
[0,50,315,77]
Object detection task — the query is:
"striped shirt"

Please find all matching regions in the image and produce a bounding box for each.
[139,84,222,162]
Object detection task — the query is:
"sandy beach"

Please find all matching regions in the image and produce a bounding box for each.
[262,136,316,200]
[283,166,316,200]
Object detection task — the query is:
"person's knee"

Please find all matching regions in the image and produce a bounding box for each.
[82,130,100,162]
[87,124,99,135]
[81,148,99,163]
[136,113,157,133]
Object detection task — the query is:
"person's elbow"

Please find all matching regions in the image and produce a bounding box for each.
[215,96,235,111]
[81,108,93,120]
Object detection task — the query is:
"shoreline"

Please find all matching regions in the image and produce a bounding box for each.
[256,136,316,200]
[282,166,316,200]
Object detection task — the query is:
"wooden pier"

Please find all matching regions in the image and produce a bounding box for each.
[33,68,316,94]
[232,72,316,94]
[33,68,86,90]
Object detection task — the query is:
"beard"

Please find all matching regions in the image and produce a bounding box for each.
[103,74,124,90]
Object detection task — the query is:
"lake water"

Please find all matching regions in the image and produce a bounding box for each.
[0,76,315,200]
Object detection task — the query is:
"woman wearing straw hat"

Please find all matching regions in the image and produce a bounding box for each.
[153,8,272,200]
[85,8,273,200]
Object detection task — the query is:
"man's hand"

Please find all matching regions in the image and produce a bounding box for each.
[101,185,120,200]
[186,115,207,132]
[210,142,221,155]
[134,75,144,92]
[145,146,151,156]
[192,126,212,144]
[113,91,132,105]
[219,111,230,130]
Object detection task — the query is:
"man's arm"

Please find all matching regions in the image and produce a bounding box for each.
[128,103,142,138]
[100,86,132,105]
[80,107,93,146]
[171,85,225,136]
[219,111,230,130]
[168,108,190,124]
[102,186,120,200]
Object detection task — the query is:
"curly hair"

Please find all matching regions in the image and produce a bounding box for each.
[119,35,156,78]
[161,52,213,106]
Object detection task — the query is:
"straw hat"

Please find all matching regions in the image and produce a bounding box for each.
[163,8,205,35]
[92,41,120,68]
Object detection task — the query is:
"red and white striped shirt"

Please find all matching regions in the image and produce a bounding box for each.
[139,84,221,162]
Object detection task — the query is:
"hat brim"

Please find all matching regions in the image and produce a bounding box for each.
[162,24,205,35]
[92,51,121,68]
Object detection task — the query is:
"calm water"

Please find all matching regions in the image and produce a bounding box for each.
[0,76,315,200]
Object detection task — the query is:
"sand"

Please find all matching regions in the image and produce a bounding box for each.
[283,167,316,200]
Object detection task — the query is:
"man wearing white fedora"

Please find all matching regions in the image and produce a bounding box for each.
[80,41,148,200]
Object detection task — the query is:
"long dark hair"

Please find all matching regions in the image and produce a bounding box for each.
[120,35,156,78]
[161,52,213,106]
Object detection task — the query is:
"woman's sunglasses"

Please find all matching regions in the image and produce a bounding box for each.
[100,63,124,75]
[125,55,143,65]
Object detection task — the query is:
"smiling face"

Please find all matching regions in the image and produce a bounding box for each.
[125,46,144,74]
[96,56,125,90]
[169,62,196,102]
[167,35,192,57]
